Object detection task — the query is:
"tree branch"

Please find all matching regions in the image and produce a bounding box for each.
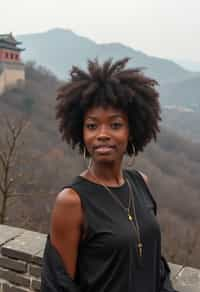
[0,152,6,169]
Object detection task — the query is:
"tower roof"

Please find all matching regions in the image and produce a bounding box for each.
[0,33,24,51]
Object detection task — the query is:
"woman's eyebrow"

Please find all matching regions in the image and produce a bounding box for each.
[85,116,97,121]
[109,114,123,119]
[86,114,123,120]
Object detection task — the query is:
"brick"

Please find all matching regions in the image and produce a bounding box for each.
[31,279,41,291]
[0,225,24,246]
[174,266,200,292]
[0,256,27,273]
[2,231,47,262]
[0,268,30,288]
[31,249,44,266]
[0,279,7,292]
[2,282,29,292]
[169,263,183,279]
[29,264,41,278]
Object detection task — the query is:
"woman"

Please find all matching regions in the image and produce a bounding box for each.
[41,58,178,292]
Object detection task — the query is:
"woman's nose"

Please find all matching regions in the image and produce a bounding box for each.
[97,126,110,140]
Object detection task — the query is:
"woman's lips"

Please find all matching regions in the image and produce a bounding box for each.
[94,146,115,154]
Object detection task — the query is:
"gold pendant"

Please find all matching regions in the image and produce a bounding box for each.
[128,214,133,221]
[138,242,143,257]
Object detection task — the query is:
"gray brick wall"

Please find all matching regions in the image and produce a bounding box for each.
[0,225,46,292]
[0,224,199,292]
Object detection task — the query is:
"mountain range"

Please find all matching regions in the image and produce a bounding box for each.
[175,59,200,72]
[18,28,200,109]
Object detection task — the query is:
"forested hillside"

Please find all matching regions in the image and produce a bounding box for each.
[0,63,199,268]
[160,76,200,107]
[162,108,200,143]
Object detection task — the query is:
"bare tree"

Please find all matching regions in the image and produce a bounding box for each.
[0,116,29,224]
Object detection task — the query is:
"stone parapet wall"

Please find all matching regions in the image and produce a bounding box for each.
[0,225,46,292]
[0,224,199,292]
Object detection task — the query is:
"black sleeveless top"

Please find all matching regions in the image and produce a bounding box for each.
[41,169,177,292]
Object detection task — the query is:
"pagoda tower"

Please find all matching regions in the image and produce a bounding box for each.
[0,33,25,95]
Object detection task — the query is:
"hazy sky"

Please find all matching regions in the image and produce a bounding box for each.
[1,0,200,61]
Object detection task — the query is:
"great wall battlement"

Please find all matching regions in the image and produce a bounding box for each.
[0,62,25,95]
[0,224,199,292]
[0,33,25,95]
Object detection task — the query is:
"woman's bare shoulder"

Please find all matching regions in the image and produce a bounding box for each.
[50,187,83,236]
[50,188,84,279]
[55,187,82,209]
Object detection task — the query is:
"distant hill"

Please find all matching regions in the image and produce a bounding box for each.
[18,28,195,84]
[175,59,200,72]
[160,76,200,108]
[161,108,200,143]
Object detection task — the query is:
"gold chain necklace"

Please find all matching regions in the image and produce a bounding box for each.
[102,179,133,221]
[126,178,143,258]
[88,169,143,258]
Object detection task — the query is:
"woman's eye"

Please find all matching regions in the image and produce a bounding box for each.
[111,122,123,129]
[86,123,97,129]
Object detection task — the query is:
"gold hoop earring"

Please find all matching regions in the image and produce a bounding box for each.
[83,146,92,169]
[88,158,92,169]
[83,146,87,160]
[127,143,136,166]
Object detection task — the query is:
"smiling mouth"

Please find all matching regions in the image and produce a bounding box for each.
[94,146,115,154]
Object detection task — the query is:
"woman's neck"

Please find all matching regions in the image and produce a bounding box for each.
[87,161,124,187]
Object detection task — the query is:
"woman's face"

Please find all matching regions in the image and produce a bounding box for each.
[83,106,129,164]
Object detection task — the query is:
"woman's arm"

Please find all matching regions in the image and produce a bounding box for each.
[40,188,84,292]
[50,188,84,279]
